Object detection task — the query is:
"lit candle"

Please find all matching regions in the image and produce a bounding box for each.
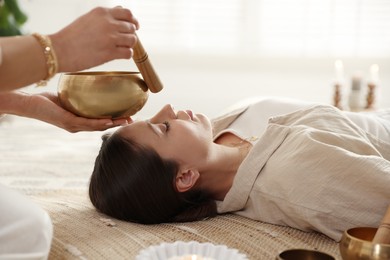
[334,59,344,84]
[370,64,379,85]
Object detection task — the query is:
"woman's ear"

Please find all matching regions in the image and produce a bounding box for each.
[175,169,200,193]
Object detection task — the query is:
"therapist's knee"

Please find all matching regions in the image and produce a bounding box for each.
[0,187,53,258]
[12,206,52,257]
[29,208,53,256]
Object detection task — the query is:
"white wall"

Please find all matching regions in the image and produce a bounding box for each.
[20,1,390,118]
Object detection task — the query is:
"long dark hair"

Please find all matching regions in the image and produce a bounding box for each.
[89,133,217,224]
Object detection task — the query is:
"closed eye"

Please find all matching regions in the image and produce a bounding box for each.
[163,121,170,132]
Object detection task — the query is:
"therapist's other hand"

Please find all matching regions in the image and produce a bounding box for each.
[27,92,132,133]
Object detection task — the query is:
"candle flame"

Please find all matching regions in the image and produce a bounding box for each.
[370,64,379,84]
[335,60,343,70]
[334,59,344,83]
[370,64,379,73]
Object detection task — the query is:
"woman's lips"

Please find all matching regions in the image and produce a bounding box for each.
[186,110,193,120]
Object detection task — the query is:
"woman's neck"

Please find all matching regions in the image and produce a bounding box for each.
[199,132,252,201]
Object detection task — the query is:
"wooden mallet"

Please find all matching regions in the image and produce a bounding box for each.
[132,35,163,93]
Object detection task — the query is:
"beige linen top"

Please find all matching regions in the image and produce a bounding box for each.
[213,104,390,241]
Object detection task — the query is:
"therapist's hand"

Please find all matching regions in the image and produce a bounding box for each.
[50,6,140,73]
[32,92,132,132]
[0,91,131,133]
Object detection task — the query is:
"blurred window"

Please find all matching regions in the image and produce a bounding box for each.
[110,0,390,58]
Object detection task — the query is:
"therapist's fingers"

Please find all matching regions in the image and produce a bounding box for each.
[110,6,140,29]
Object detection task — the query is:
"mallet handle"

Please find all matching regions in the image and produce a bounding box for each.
[372,205,390,244]
[132,37,163,93]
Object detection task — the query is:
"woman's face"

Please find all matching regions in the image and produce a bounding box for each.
[116,104,213,167]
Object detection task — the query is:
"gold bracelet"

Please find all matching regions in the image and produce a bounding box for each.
[32,33,58,87]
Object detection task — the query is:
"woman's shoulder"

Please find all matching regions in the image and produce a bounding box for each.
[215,96,322,120]
[211,96,323,135]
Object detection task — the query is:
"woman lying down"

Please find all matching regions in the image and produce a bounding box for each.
[89,96,390,241]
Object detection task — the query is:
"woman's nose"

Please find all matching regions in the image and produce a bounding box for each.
[152,104,176,122]
[162,104,177,119]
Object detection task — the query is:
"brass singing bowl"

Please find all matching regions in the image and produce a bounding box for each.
[276,249,335,260]
[339,227,390,260]
[58,71,149,119]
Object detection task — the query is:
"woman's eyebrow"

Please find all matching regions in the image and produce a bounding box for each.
[146,120,160,137]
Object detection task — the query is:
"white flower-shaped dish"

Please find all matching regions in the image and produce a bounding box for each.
[136,241,248,260]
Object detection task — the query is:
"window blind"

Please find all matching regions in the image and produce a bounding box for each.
[110,0,390,58]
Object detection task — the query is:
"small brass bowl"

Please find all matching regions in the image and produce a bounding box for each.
[339,227,390,260]
[276,249,335,260]
[58,71,148,119]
